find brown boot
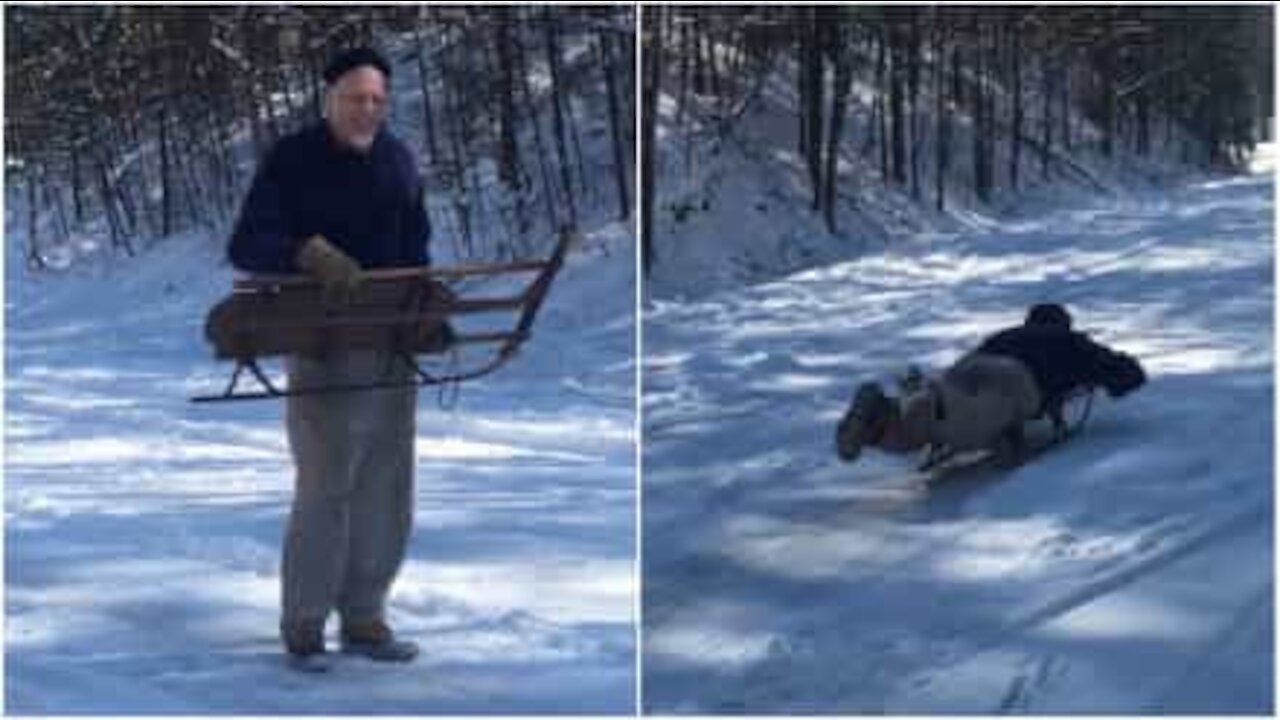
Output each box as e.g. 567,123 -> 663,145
340,617 -> 419,662
836,382 -> 893,462
282,619 -> 331,673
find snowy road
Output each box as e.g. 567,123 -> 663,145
642,172 -> 1273,713
5,225 -> 637,713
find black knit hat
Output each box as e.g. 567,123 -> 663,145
323,47 -> 391,85
1025,302 -> 1073,329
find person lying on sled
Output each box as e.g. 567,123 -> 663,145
835,303 -> 1147,467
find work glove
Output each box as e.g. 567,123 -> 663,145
296,234 -> 362,307
416,281 -> 458,353
1104,352 -> 1147,398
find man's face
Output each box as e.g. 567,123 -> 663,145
325,66 -> 388,152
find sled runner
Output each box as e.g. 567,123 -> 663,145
192,230 -> 572,403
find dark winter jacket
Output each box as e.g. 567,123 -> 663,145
976,325 -> 1147,410
229,122 -> 430,273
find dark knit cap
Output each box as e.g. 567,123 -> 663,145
1025,302 -> 1073,330
323,47 -> 391,85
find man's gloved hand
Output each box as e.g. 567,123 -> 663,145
296,235 -> 363,306
1105,352 -> 1147,398
432,281 -> 458,309
416,281 -> 458,352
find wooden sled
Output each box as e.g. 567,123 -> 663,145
192,231 -> 572,403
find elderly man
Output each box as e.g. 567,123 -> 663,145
229,47 -> 427,671
836,304 -> 1147,467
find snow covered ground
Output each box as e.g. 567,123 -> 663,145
642,164 -> 1273,713
5,222 -> 637,713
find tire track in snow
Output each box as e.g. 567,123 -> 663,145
896,497 -> 1270,706
1146,576 -> 1272,713
1006,501 -> 1268,636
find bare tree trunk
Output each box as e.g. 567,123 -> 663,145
889,20 -> 906,186
213,99 -> 240,217
159,104 -> 173,236
876,28 -> 889,181
179,112 -> 205,228
907,11 -> 922,199
544,8 -> 578,227
71,145 -> 86,224
1098,31 -> 1115,157
806,8 -> 825,210
1009,17 -> 1022,191
824,44 -> 853,233
249,88 -> 269,161
49,178 -> 70,244
707,14 -> 721,99
513,18 -> 560,233
601,30 -> 631,220
1061,61 -> 1072,152
261,79 -> 282,150
1135,38 -> 1151,155
563,78 -> 590,201
677,15 -> 690,130
972,17 -> 991,203
697,10 -> 710,95
641,5 -> 663,275
98,157 -> 134,256
935,20 -> 949,212
101,130 -> 139,238
441,28 -> 473,255
797,11 -> 808,158
680,15 -> 696,176
26,170 -> 46,270
495,8 -> 520,189
414,25 -> 440,164
1042,52 -> 1053,180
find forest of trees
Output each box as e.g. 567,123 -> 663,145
641,5 -> 1274,272
6,5 -> 634,270
7,6 -> 1274,277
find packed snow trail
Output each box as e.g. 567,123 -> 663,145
642,171 -> 1273,713
5,224 -> 636,713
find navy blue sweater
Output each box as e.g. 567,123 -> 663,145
229,123 -> 430,273
978,325 -> 1146,405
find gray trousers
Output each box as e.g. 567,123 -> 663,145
280,351 -> 417,631
934,352 -> 1042,451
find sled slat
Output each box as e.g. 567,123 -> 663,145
233,259 -> 550,291
211,327 -> 522,360
454,330 -> 526,345
221,297 -> 527,332
450,295 -> 531,313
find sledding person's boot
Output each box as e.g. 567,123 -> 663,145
836,382 -> 892,462
340,618 -> 419,662
282,619 -> 333,673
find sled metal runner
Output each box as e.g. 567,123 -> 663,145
192,232 -> 570,403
